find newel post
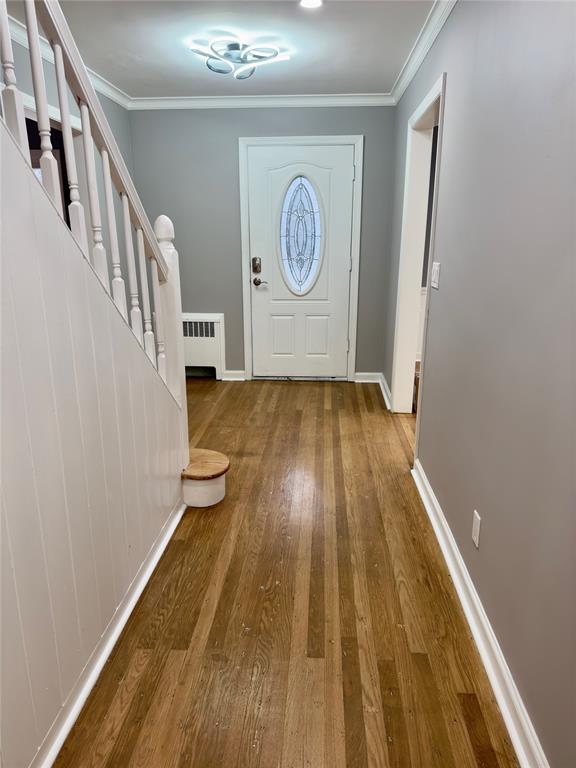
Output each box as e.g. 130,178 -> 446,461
154,215 -> 189,467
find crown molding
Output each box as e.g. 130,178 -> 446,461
390,0 -> 457,103
9,1 -> 457,112
83,68 -> 131,109
125,93 -> 395,110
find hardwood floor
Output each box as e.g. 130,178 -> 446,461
55,380 -> 519,768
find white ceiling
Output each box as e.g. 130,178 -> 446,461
47,0 -> 435,99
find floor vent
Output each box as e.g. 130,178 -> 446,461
182,313 -> 225,379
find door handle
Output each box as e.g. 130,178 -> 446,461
253,277 -> 268,287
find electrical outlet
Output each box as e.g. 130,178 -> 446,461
472,510 -> 481,549
431,261 -> 441,289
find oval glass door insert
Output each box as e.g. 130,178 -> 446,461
279,176 -> 322,295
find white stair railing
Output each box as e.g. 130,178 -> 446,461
0,0 -> 29,160
53,39 -> 88,254
24,0 -> 62,213
0,0 -> 185,401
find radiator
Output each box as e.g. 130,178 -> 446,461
182,313 -> 225,379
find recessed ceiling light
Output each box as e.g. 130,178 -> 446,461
300,0 -> 323,9
189,37 -> 290,80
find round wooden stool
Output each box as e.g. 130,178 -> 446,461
182,448 -> 230,508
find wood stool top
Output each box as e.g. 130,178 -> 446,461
182,449 -> 230,481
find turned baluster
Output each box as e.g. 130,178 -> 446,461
136,228 -> 156,364
150,261 -> 166,381
80,102 -> 109,291
24,0 -> 62,211
0,0 -> 29,160
102,150 -> 127,319
53,41 -> 88,254
121,193 -> 143,344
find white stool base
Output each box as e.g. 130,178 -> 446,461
183,475 -> 226,508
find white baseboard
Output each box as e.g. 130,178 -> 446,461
354,372 -> 382,383
30,500 -> 187,768
354,372 -> 392,411
411,460 -> 550,768
222,370 -> 246,381
380,374 -> 392,410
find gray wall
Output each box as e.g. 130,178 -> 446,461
128,107 -> 395,371
97,92 -> 134,174
384,2 -> 576,766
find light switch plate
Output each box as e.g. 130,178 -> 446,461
472,510 -> 481,549
431,261 -> 441,289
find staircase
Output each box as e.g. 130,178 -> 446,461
1,2 -> 188,766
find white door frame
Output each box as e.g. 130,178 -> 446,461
239,135 -> 364,381
390,75 -> 446,441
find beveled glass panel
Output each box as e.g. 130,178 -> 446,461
279,176 -> 322,295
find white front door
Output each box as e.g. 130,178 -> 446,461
243,140 -> 360,378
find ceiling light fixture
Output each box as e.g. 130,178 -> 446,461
300,0 -> 323,9
188,37 -> 290,80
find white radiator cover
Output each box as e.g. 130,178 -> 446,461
182,312 -> 225,379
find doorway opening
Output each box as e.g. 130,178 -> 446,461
414,123 -> 438,412
390,75 -> 446,458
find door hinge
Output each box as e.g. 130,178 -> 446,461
347,338 -> 350,352
352,164 -> 356,181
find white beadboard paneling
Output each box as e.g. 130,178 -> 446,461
87,274 -> 130,597
11,169 -> 84,696
134,367 -> 154,553
2,501 -> 40,767
32,182 -> 102,661
2,136 -> 67,731
143,369 -> 161,548
1,122 -> 184,768
2,272 -> 62,739
65,241 -> 117,623
109,307 -> 142,576
126,344 -> 146,564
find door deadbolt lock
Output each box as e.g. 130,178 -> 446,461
252,256 -> 262,274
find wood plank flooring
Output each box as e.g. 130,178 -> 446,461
55,380 -> 519,768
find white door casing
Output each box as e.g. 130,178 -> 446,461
239,136 -> 363,379
391,74 -> 446,436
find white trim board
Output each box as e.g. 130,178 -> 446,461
239,135 -> 364,382
411,460 -> 550,768
222,370 -> 247,381
354,373 -> 392,411
29,500 -> 187,768
127,93 -> 395,110
2,87 -> 83,132
8,2 -> 457,110
391,74 -> 446,417
391,0 -> 457,102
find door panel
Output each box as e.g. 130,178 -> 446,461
247,143 -> 356,377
